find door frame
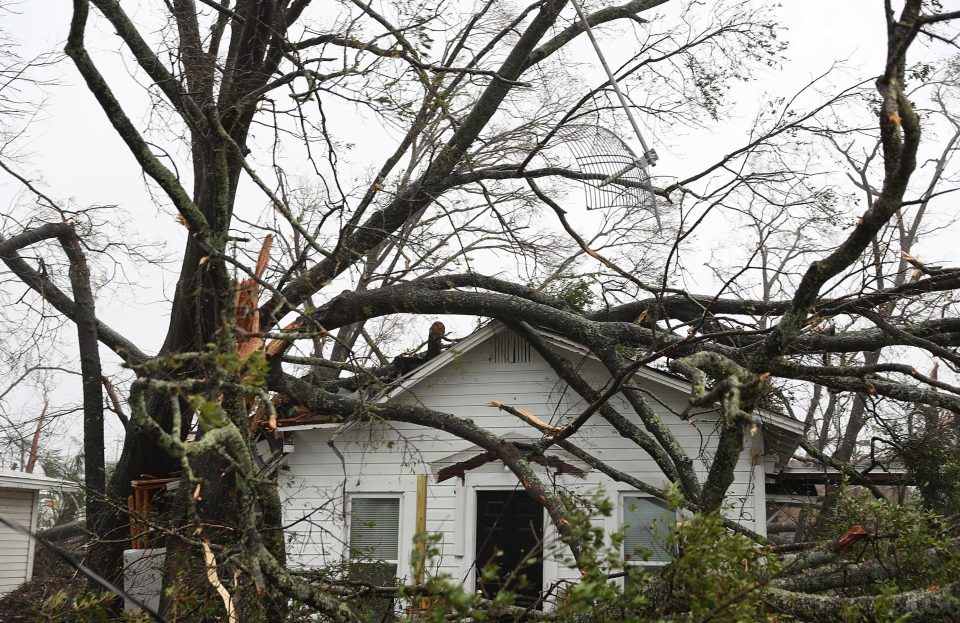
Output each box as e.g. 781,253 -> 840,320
461,471 -> 550,596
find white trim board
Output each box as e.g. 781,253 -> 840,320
0,469 -> 78,491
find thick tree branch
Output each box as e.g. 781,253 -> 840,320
0,227 -> 149,364
66,0 -> 210,235
89,0 -> 206,124
58,226 -> 109,578
757,1 -> 924,365
523,0 -> 666,69
265,0 -> 571,325
766,581 -> 960,622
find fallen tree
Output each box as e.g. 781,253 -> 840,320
0,0 -> 958,620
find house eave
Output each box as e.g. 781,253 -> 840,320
772,465 -> 913,486
0,469 -> 79,491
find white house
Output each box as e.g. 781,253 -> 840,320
278,322 -> 803,606
0,469 -> 78,597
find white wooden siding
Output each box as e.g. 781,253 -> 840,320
282,328 -> 765,592
0,488 -> 37,596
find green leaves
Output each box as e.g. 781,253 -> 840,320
664,509 -> 781,622
192,396 -> 226,432
825,491 -> 960,596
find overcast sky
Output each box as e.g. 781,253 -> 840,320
0,1 -> 953,463
1,1 -> 896,338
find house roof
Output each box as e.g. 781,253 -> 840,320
282,321 -> 804,461
377,321 -> 803,437
0,468 -> 79,491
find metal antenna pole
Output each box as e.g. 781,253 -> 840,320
568,0 -> 661,228
569,0 -> 657,166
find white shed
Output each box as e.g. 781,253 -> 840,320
0,469 -> 78,597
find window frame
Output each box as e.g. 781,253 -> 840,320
346,493 -> 404,621
619,493 -> 676,572
346,493 -> 403,571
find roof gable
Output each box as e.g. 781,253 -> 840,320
377,321 -> 802,440
377,322 -> 502,402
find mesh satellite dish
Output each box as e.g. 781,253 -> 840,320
558,0 -> 663,229
552,124 -> 660,226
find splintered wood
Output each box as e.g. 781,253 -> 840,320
486,400 -> 562,432
235,234 -> 273,358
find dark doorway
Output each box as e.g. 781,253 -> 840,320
475,489 -> 544,608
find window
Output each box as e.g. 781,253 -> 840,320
349,496 -> 401,621
349,497 -> 400,560
622,495 -> 674,567
349,496 -> 401,576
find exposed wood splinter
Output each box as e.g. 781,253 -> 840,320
487,400 -> 562,432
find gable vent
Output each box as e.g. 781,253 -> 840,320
492,331 -> 531,364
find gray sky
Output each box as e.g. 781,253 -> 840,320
0,1 -> 954,464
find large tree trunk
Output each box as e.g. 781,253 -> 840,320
103,122 -> 269,595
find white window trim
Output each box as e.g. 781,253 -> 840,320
619,492 -> 676,574
346,493 -> 404,573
